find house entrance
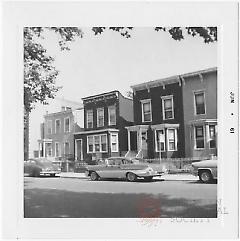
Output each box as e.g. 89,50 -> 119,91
75,139 -> 83,161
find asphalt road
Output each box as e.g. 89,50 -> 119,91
24,176 -> 217,218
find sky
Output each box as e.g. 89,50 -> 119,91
29,27 -> 217,155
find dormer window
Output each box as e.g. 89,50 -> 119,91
141,99 -> 152,122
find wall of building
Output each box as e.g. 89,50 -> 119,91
133,82 -> 185,158
182,71 -> 217,157
119,93 -> 133,122
43,110 -> 83,158
84,96 -> 119,131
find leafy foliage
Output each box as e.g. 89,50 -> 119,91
24,27 -> 83,112
155,27 -> 217,43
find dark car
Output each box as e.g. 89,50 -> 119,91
85,157 -> 165,182
192,159 -> 217,183
24,158 -> 61,177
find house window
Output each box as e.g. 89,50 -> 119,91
195,126 -> 204,149
111,133 -> 119,152
97,108 -> 104,127
86,110 -> 93,128
209,125 -> 216,148
46,143 -> 52,157
64,142 -> 70,155
108,106 -> 116,126
87,134 -> 108,153
87,136 -> 94,153
101,135 -> 107,152
64,117 -> 70,132
141,99 -> 152,122
167,129 -> 177,151
47,120 -> 52,134
162,96 -> 174,120
55,119 -> 61,134
55,142 -> 60,157
156,130 -> 165,152
94,136 -> 100,152
194,91 -> 206,115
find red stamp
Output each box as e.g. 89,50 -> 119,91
137,197 -> 161,227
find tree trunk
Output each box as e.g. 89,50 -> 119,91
24,108 -> 30,160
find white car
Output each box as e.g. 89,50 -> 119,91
192,159 -> 217,183
85,157 -> 164,182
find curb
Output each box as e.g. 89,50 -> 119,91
58,174 -> 198,181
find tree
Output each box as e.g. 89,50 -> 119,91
92,27 -> 217,43
24,26 -> 217,160
24,27 -> 83,160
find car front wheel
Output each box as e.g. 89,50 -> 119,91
90,171 -> 99,181
199,170 -> 213,183
126,172 -> 137,182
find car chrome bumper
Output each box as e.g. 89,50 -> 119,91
137,171 -> 163,177
191,170 -> 199,176
40,171 -> 61,175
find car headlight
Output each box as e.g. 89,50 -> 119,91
147,167 -> 154,172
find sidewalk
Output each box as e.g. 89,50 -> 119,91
58,172 -> 198,181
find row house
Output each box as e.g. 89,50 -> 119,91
38,105 -> 83,159
126,67 -> 217,159
73,91 -> 133,161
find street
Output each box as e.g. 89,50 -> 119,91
24,176 -> 217,218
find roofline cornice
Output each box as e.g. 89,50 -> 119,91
131,67 -> 217,91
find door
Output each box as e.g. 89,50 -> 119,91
75,139 -> 83,161
141,131 -> 148,157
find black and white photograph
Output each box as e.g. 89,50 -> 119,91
24,26 -> 218,219
1,1 -> 239,240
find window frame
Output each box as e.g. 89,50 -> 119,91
161,95 -> 174,120
167,128 -> 178,151
64,117 -> 70,133
108,105 -> 117,126
87,136 -> 94,153
194,90 -> 206,116
86,109 -> 93,129
141,99 -> 152,123
101,134 -> 108,152
55,142 -> 61,157
209,125 -> 217,149
97,107 -> 105,127
87,134 -> 108,153
55,119 -> 61,134
194,125 -> 205,149
110,133 -> 119,153
64,141 -> 70,155
155,129 -> 166,152
46,143 -> 53,157
47,120 -> 52,134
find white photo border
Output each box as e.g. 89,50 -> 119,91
1,1 -> 239,239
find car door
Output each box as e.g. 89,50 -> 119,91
99,159 -> 121,178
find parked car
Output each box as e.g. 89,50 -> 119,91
191,159 -> 217,183
24,158 -> 61,177
85,157 -> 164,182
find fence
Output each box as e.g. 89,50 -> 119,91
142,157 -> 211,173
